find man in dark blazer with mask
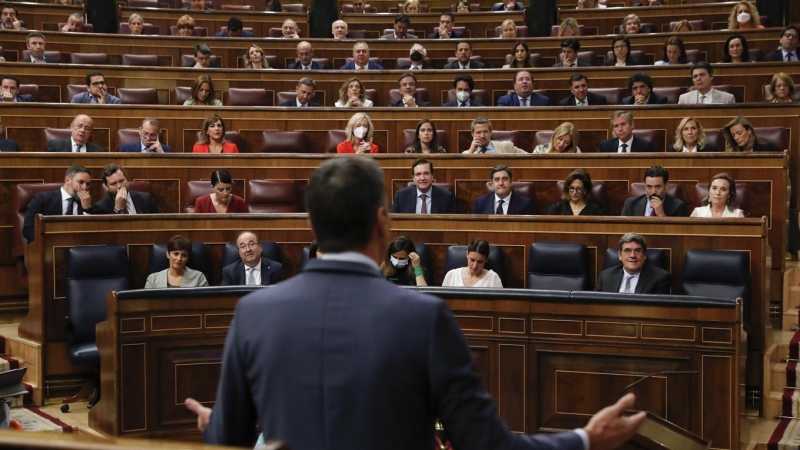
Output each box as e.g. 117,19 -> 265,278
221,231 -> 286,286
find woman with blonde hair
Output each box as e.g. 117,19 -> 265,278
184,75 -> 222,106
175,15 -> 196,37
668,117 -> 716,152
767,72 -> 796,103
558,18 -> 579,37
722,116 -> 775,152
499,19 -> 516,39
533,122 -> 580,153
672,20 -> 693,33
335,77 -> 373,108
621,14 -> 641,34
403,0 -> 420,13
128,14 -> 145,35
244,44 -> 270,69
337,113 -> 378,154
727,1 -> 763,30
690,173 -> 744,218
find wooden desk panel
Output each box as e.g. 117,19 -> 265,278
561,2 -> 737,35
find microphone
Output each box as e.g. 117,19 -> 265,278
619,370 -> 697,399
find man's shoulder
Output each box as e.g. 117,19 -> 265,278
119,142 -> 139,152
70,92 -> 89,102
430,185 -> 452,197
279,99 -> 296,106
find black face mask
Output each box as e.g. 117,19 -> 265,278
410,51 -> 423,62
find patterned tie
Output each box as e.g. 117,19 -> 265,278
496,199 -> 504,215
419,193 -> 427,214
620,143 -> 628,153
577,101 -> 585,106
623,275 -> 634,293
478,147 -> 486,153
788,53 -> 794,61
66,197 -> 74,216
247,267 -> 255,285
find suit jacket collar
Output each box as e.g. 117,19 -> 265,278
303,258 -> 382,279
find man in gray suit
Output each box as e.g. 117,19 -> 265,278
185,157 -> 645,449
678,62 -> 735,105
46,114 -> 103,153
380,14 -> 417,39
70,72 -> 121,104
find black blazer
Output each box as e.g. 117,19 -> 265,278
427,29 -> 465,39
90,190 -> 160,214
558,92 -> 609,106
622,92 -> 668,105
621,194 -> 686,217
595,263 -> 671,294
389,98 -> 431,107
279,99 -> 322,107
46,138 -> 103,153
287,61 -> 326,70
667,143 -> 718,152
442,99 -> 483,107
602,58 -> 641,66
0,137 -> 19,151
390,185 -> 455,214
598,137 -> 653,153
442,60 -> 486,69
471,193 -> 535,215
396,61 -> 434,70
546,200 -> 605,216
23,189 -> 88,242
220,257 -> 286,286
764,49 -> 796,62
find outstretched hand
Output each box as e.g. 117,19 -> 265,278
185,397 -> 212,432
583,393 -> 646,450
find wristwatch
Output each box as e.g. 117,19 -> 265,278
113,208 -> 123,214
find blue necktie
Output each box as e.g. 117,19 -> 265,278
496,199 -> 504,215
66,197 -> 74,216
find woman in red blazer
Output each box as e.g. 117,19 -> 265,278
336,113 -> 379,154
192,115 -> 239,153
194,169 -> 247,213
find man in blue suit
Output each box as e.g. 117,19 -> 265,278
287,41 -> 325,70
621,72 -> 667,105
185,157 -> 645,449
23,164 -> 93,243
340,42 -> 384,70
214,17 -> 254,37
119,118 -> 172,153
443,74 -> 483,107
221,231 -> 286,286
496,71 -> 550,106
278,77 -> 322,107
472,165 -> 535,215
90,164 -> 160,215
390,159 -> 455,214
599,110 -> 654,153
428,12 -> 464,39
389,72 -> 430,107
1,75 -> 34,102
24,32 -> 59,63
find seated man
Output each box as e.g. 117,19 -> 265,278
185,0 -> 212,10
332,20 -> 348,39
221,231 -> 286,286
622,72 -> 667,105
282,19 -> 300,38
1,75 -> 34,102
341,42 -> 383,70
428,12 -> 463,39
24,32 -> 59,63
381,14 -> 417,39
350,0 -> 367,12
492,0 -> 524,10
497,71 -> 549,106
119,117 -> 173,153
390,158 -> 455,214
46,114 -> 103,153
599,110 -> 653,153
61,12 -> 84,32
472,165 -> 534,215
0,113 -> 19,151
91,164 -> 160,214
559,74 -> 608,106
462,116 -> 527,154
554,38 -> 591,67
188,43 -> 215,68
279,77 -> 321,107
70,72 -> 121,104
621,166 -> 686,217
764,25 -> 799,62
288,41 -> 324,70
397,44 -> 433,70
1,4 -> 26,30
443,74 -> 483,107
214,17 -> 254,37
390,72 -> 430,107
595,232 -> 671,294
444,41 -> 486,69
23,164 -> 93,243
678,61 -> 735,104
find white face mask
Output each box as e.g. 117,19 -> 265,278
456,91 -> 470,103
353,126 -> 368,139
390,256 -> 409,268
736,12 -> 750,24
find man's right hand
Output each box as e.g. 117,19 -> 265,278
583,393 -> 645,450
438,27 -> 450,39
633,94 -> 646,105
185,397 -> 212,432
467,137 -> 483,153
1,90 -> 12,102
114,187 -> 128,210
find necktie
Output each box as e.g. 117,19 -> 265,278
357,66 -> 365,71
75,144 -> 83,153
649,207 -> 656,217
303,66 -> 309,70
577,101 -> 585,106
788,53 -> 794,61
699,94 -> 705,104
478,147 -> 486,153
496,199 -> 504,215
419,193 -> 427,214
623,275 -> 634,293
66,197 -> 74,216
247,267 -> 255,285
521,98 -> 528,107
459,102 -> 467,107
620,143 -> 628,153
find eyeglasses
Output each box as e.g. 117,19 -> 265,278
90,81 -> 106,87
140,131 -> 159,140
238,241 -> 260,250
621,248 -> 644,255
567,186 -> 584,192
784,33 -> 799,39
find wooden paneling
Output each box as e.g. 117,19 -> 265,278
562,2 -> 736,35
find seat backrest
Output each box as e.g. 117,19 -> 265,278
532,131 -> 551,148
183,181 -> 213,213
259,131 -> 310,153
128,0 -> 158,6
117,88 -> 159,105
282,3 -> 306,12
494,25 -> 528,37
58,22 -> 94,33
401,129 -> 449,152
148,242 -> 212,282
22,50 -> 61,63
42,128 -> 71,151
748,48 -> 764,62
222,241 -> 281,268
754,127 -> 788,150
685,49 -> 703,63
64,84 -> 86,103
18,84 -> 39,102
172,86 -> 192,105
276,91 -> 325,106
70,52 -> 108,65
221,4 -> 254,10
490,131 -> 522,149
121,54 -> 158,67
557,180 -> 607,208
704,129 -> 722,150
365,89 -> 379,106
181,54 -> 217,68
346,29 -> 368,39
628,182 -> 680,200
681,249 -> 750,326
224,88 -> 273,107
444,245 -> 505,285
631,129 -> 665,152
652,87 -> 684,104
445,89 -> 488,107
669,19 -> 705,31
326,130 -> 347,154
412,241 -> 433,286
576,51 -> 595,66
13,183 -> 62,248
692,182 -> 750,215
527,242 -> 589,291
589,87 -> 623,105
603,247 -> 667,272
246,180 -> 298,213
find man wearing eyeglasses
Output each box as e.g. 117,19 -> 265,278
764,25 -> 799,62
90,164 -> 160,215
471,165 -> 535,215
287,41 -> 325,70
595,232 -> 671,294
119,118 -> 172,153
46,114 -> 103,153
221,231 -> 286,286
70,72 -> 121,104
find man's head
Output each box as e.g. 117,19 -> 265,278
513,70 -> 533,97
454,73 -> 474,93
306,158 -> 387,257
1,5 -> 18,28
560,38 -> 580,63
393,14 -> 410,37
26,32 -> 45,60
643,165 -> 669,200
412,158 -> 433,193
780,25 -> 799,53
352,41 -> 370,66
63,164 -> 91,197
617,232 -> 647,273
627,72 -> 653,98
296,77 -> 316,105
236,231 -> 263,268
490,165 -> 513,199
64,12 -> 84,32
193,43 -> 211,67
139,117 -> 161,147
296,41 -> 313,65
70,114 -> 93,145
455,40 -> 472,64
398,72 -> 417,96
226,17 -> 244,37
568,73 -> 588,101
101,164 -> 129,195
438,12 -> 454,33
332,20 -> 348,39
690,61 -> 714,93
470,116 -> 492,147
188,0 -> 205,9
85,72 -> 107,98
610,110 -> 634,142
282,19 -> 297,38
351,0 -> 366,13
1,74 -> 19,97
410,43 -> 426,61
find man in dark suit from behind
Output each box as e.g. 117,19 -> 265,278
119,118 -> 173,153
553,38 -> 591,68
621,165 -> 686,217
621,72 -> 667,105
0,113 -> 19,151
598,110 -> 653,153
221,231 -> 286,286
46,114 -> 104,153
214,16 -> 254,37
428,12 -> 464,39
471,165 -> 535,215
559,74 -> 608,106
90,164 -> 160,215
287,41 -> 325,70
279,77 -> 321,107
1,75 -> 34,102
443,73 -> 483,107
389,72 -> 431,107
443,41 -> 486,69
763,25 -> 799,62
185,156 -> 645,449
596,232 -> 671,294
390,158 -> 456,213
22,164 -> 93,243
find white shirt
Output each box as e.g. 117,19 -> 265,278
71,138 -> 86,153
295,98 -> 308,107
696,89 -> 712,104
355,64 -> 368,70
617,137 -> 633,153
478,142 -> 496,154
575,97 -> 588,106
618,269 -> 640,293
60,187 -> 84,215
494,193 -> 512,214
244,260 -> 262,285
415,187 -> 433,214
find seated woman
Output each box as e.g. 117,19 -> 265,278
337,113 -> 379,154
690,173 -> 745,218
244,44 -> 271,69
721,34 -> 751,63
456,0 -> 471,12
654,36 -> 688,66
144,235 -> 209,288
723,116 -> 776,152
404,118 -> 446,154
193,115 -> 239,154
672,19 -> 692,32
767,72 -> 796,103
442,238 -> 503,288
558,18 -> 579,37
533,122 -> 580,153
335,77 -> 373,108
184,75 -> 222,106
193,169 -> 247,213
502,41 -> 533,69
403,0 -> 420,13
576,0 -> 605,8
668,117 -> 717,152
499,19 -> 516,39
546,169 -> 605,216
621,14 -> 641,35
727,1 -> 763,30
175,15 -> 196,37
604,36 -> 640,66
380,236 -> 428,286
128,13 -> 145,35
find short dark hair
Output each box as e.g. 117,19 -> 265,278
467,238 -> 490,258
454,73 -> 474,91
398,72 -> 417,85
65,164 -> 90,179
395,14 -> 410,24
627,72 -> 653,91
306,158 -> 386,253
440,11 -> 455,22
101,164 -> 127,186
1,74 -> 19,89
167,235 -> 192,253
457,40 -> 471,50
85,72 -> 105,86
26,32 -> 44,44
561,38 -> 580,52
194,43 -> 211,56
617,232 -> 647,252
490,164 -> 512,179
691,60 -> 713,77
226,16 -> 243,31
644,166 -> 669,183
562,169 -> 593,202
210,169 -> 232,186
782,25 -> 799,38
298,76 -> 316,88
1,4 -> 17,15
412,158 -> 433,174
568,73 -> 587,85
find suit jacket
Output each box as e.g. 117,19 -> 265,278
119,142 -> 174,153
621,194 -> 686,217
26,56 -> 60,63
380,32 -> 419,40
279,99 -> 322,107
492,1 -> 524,9
390,185 -> 456,214
595,263 -> 671,294
677,89 -> 735,104
287,60 -> 326,70
0,137 -> 19,152
471,192 -> 535,215
389,98 -> 431,107
443,60 -> 486,69
552,60 -> 591,67
442,99 -> 483,107
14,94 -> 34,102
23,189 -> 89,243
427,29 -> 465,39
46,138 -> 103,153
70,92 -> 122,104
496,92 -> 550,106
463,140 -> 527,154
340,61 -> 384,70
144,267 -> 208,288
764,49 -> 797,62
621,92 -> 668,105
598,137 -> 653,153
203,258 -> 585,450
396,61 -> 434,70
90,190 -> 160,214
214,30 -> 255,37
558,91 -> 608,106
220,257 -> 286,286
667,143 -> 718,152
546,200 -> 605,215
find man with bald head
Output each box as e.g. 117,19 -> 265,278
61,12 -> 84,32
221,231 -> 286,286
332,20 -> 348,39
46,114 -> 103,153
340,42 -> 383,70
397,44 -> 433,70
288,41 -> 325,70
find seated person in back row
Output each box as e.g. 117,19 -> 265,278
621,166 -> 686,217
390,159 -> 456,214
145,235 -> 209,288
559,74 -> 608,106
71,72 -> 121,104
91,164 -> 160,214
214,17 -> 254,37
471,165 -> 535,215
390,73 -> 430,107
23,164 -> 93,243
61,12 -> 84,32
443,41 -> 486,69
46,114 -> 103,153
595,232 -> 671,294
462,116 -> 528,154
119,117 -> 173,153
1,75 -> 34,102
221,231 -> 286,286
496,71 -> 549,107
622,72 -> 667,105
598,110 -> 653,153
